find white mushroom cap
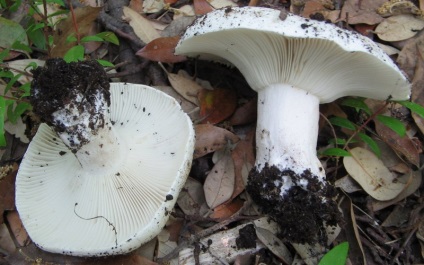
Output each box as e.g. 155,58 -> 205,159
15,83 -> 195,256
175,6 -> 411,102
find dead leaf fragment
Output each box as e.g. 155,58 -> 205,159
6,211 -> 29,247
343,147 -> 406,201
122,6 -> 161,43
375,14 -> 424,41
193,0 -> 214,15
194,124 -> 239,159
167,70 -> 202,105
136,36 -> 186,63
177,177 -> 209,216
204,151 -> 235,209
0,165 -> 17,224
340,0 -> 386,25
209,197 -> 244,220
198,88 -> 237,124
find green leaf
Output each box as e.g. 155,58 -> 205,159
7,102 -> 31,124
397,100 -> 424,119
0,48 -> 10,62
19,83 -> 31,97
5,73 -> 20,94
321,148 -> 351,157
96,31 -> 119,45
11,40 -> 32,53
376,115 -> 406,137
0,97 -> 7,146
329,117 -> 356,131
64,45 -> 85,63
319,242 -> 349,265
358,133 -> 381,157
96,59 -> 114,67
0,17 -> 28,49
341,98 -> 371,115
66,35 -> 78,44
81,35 -> 104,43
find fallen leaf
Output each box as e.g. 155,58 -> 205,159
371,170 -> 422,211
136,36 -> 186,63
0,165 -> 17,224
193,0 -> 214,15
256,227 -> 293,264
0,223 -> 15,254
228,98 -> 257,126
204,151 -> 235,209
4,117 -> 29,143
375,14 -> 424,41
173,5 -> 196,19
209,197 -> 244,220
198,88 -> 237,124
0,17 -> 28,50
4,59 -> 45,84
51,6 -> 102,57
301,0 -> 326,18
122,6 -> 161,44
343,147 -> 406,201
154,85 -> 199,120
374,118 -> 420,166
143,0 -> 165,13
129,0 -> 144,12
335,175 -> 363,193
340,0 -> 386,25
230,127 -> 255,198
209,0 -> 238,9
165,70 -> 202,105
177,177 -> 209,216
6,211 -> 29,247
381,205 -> 411,227
157,229 -> 178,265
194,124 -> 240,159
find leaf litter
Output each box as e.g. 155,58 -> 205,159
1,0 -> 424,264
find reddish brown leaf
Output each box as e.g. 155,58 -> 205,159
374,119 -> 420,166
129,0 -> 144,12
165,0 -> 178,4
194,124 -> 240,159
198,88 -> 237,124
193,0 -> 214,15
0,164 -> 17,224
228,98 -> 257,126
230,127 -> 255,199
136,36 -> 187,63
6,211 -> 29,247
209,197 -> 244,220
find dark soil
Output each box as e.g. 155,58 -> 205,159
236,224 -> 257,249
31,59 -> 110,150
247,164 -> 342,245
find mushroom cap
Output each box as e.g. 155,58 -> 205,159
175,7 -> 411,103
15,83 -> 195,257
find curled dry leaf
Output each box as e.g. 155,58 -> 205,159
371,170 -> 422,211
204,151 -> 235,209
375,14 -> 424,42
198,88 -> 238,124
122,6 -> 161,43
343,147 -> 406,201
177,177 -> 209,216
136,36 -> 187,63
194,124 -> 239,159
374,118 -> 420,167
166,70 -> 202,105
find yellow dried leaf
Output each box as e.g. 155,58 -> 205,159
122,6 -> 160,43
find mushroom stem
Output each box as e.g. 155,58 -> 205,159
255,83 -> 325,191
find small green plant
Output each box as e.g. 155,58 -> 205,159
319,242 -> 349,265
321,97 -> 424,158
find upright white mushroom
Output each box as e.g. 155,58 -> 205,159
175,7 -> 411,243
15,59 -> 195,256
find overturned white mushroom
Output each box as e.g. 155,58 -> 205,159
16,83 -> 195,256
175,7 -> 411,243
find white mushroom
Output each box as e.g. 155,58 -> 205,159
15,60 -> 195,256
175,7 -> 411,243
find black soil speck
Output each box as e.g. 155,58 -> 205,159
236,224 -> 257,249
246,164 -> 341,245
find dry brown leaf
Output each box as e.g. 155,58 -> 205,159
209,197 -> 244,220
343,147 -> 406,201
122,6 -> 161,44
6,211 -> 29,247
193,0 -> 214,15
255,227 -> 293,264
198,88 -> 238,124
167,71 -> 202,105
136,36 -> 187,63
51,6 -> 102,57
375,14 -> 424,41
335,175 -> 362,193
129,0 -> 144,12
374,119 -> 420,167
381,205 -> 411,227
0,223 -> 15,254
340,0 -> 386,25
143,0 -> 165,13
0,165 -> 17,224
230,127 -> 255,199
177,177 -> 209,216
194,124 -> 240,159
372,170 -> 422,211
204,151 -> 235,209
228,98 -> 257,126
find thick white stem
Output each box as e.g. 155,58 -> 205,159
256,84 -> 325,184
